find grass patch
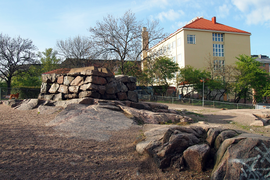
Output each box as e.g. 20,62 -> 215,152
185,111 -> 204,117
230,121 -> 251,131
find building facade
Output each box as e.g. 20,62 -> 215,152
142,16 -> 251,86
252,55 -> 270,73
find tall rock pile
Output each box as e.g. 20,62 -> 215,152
38,66 -> 138,102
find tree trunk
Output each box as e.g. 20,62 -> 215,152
6,76 -> 12,95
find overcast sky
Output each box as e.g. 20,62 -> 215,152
0,0 -> 269,57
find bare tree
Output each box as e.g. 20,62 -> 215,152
0,33 -> 37,91
89,10 -> 166,74
56,35 -> 95,67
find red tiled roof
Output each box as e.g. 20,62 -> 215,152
183,17 -> 250,34
42,68 -> 71,74
149,17 -> 250,50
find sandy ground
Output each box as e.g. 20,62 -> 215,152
1,102 -> 270,179
0,104 -> 211,180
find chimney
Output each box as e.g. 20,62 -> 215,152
141,27 -> 149,61
212,16 -> 216,24
259,54 -> 262,59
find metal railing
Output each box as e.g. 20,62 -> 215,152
138,94 -> 255,109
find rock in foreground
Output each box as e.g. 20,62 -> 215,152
136,125 -> 270,180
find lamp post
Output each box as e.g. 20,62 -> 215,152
202,79 -> 204,106
200,79 -> 204,107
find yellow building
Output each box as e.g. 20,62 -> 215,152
142,16 -> 251,86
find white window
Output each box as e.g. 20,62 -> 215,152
177,38 -> 181,47
167,43 -> 171,51
187,35 -> 196,44
172,41 -> 176,49
163,46 -> 167,53
177,54 -> 182,63
213,44 -> 224,57
212,33 -> 224,42
213,60 -> 225,70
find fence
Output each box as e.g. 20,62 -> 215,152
0,87 -> 40,100
138,94 -> 255,109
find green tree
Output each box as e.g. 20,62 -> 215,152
233,55 -> 269,103
38,48 -> 61,73
12,65 -> 42,87
153,56 -> 179,87
116,61 -> 141,76
178,65 -> 210,98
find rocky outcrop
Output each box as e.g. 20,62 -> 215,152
250,113 -> 270,127
39,66 -> 138,102
13,99 -> 41,111
136,126 -> 270,179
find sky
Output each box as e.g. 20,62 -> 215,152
0,0 -> 269,57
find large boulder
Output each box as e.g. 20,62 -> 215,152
54,97 -> 95,108
183,144 -> 210,172
14,99 -> 40,110
119,106 -> 185,124
144,126 -> 205,169
46,104 -> 133,141
212,133 -> 270,180
3,99 -> 23,108
38,105 -> 63,114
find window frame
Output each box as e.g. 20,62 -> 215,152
212,33 -> 224,42
187,35 -> 196,44
213,44 -> 224,57
177,37 -> 181,47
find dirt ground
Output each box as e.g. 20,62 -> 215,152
1,102 -> 269,179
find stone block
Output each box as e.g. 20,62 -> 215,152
82,69 -> 114,77
69,86 -> 79,93
68,66 -> 96,75
40,83 -> 49,93
102,94 -> 117,100
58,85 -> 69,94
63,76 -> 75,86
183,144 -> 210,172
128,76 -> 136,83
42,73 -> 58,83
64,93 -> 78,99
115,75 -> 129,83
70,76 -> 84,86
127,91 -> 138,102
98,85 -> 106,95
127,82 -> 136,91
48,83 -> 60,94
80,83 -> 99,91
85,76 -> 107,85
79,91 -> 101,99
117,92 -> 127,100
57,75 -> 64,84
53,93 -> 63,101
